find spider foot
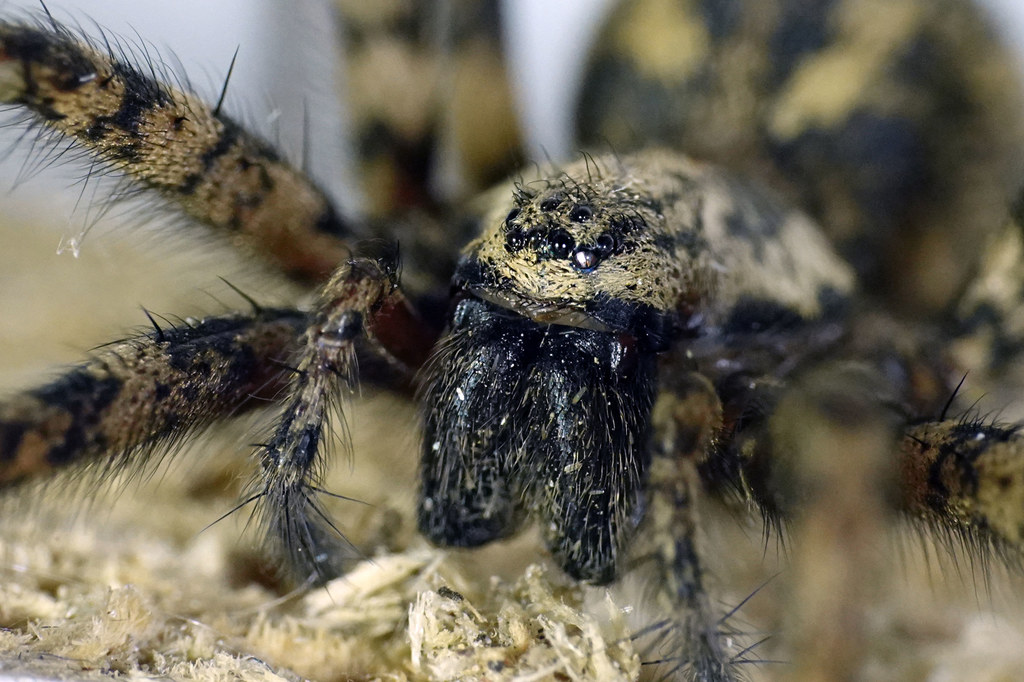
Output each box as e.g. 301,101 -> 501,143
251,255 -> 431,583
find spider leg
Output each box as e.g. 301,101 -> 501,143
761,363 -> 903,681
249,253 -> 436,583
643,369 -> 740,681
680,306 -> 964,679
0,19 -> 353,284
0,15 -> 445,585
899,411 -> 1024,555
0,257 -> 434,581
767,365 -> 1024,675
336,0 -> 522,219
955,207 -> 1024,375
333,0 -> 524,301
0,309 -> 307,487
707,317 -> 1024,678
913,201 -> 1024,553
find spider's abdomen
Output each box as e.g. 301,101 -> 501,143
577,0 -> 1024,314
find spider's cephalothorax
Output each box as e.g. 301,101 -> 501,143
5,1 -> 1024,680
421,151 -> 854,583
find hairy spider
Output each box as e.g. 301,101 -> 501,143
4,1 -> 1024,680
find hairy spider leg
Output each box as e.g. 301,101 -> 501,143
0,310 -> 307,486
250,255 -> 435,582
644,371 -> 739,681
0,19 -> 441,582
0,19 -> 352,283
337,0 -> 522,219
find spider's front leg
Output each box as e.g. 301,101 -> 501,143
634,364 -> 884,682
0,308 -> 308,487
250,253 -> 437,582
644,370 -> 738,681
0,16 -> 442,582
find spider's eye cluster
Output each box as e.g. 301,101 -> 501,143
502,197 -> 639,273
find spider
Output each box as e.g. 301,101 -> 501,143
3,1 -> 1024,680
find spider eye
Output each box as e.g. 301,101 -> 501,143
528,229 -> 547,251
610,215 -> 643,234
540,194 -> 563,211
595,233 -> 617,255
505,228 -> 527,252
548,228 -> 575,259
572,248 -> 599,272
569,205 -> 593,223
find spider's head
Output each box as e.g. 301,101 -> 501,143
453,150 -> 706,351
454,149 -> 857,350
